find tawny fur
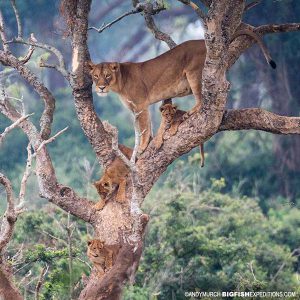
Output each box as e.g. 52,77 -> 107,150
93,144 -> 133,210
88,34 -> 274,153
88,40 -> 206,153
87,240 -> 120,277
154,103 -> 205,167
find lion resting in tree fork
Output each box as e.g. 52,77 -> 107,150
87,239 -> 120,277
88,29 -> 275,154
154,103 -> 205,167
93,144 -> 133,210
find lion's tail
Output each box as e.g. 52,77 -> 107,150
231,29 -> 276,69
200,143 -> 204,168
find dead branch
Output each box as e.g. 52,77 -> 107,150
0,113 -> 34,145
0,173 -> 17,252
36,126 -> 68,153
257,23 -> 300,35
88,9 -> 141,33
0,10 -> 9,52
244,1 -> 260,12
6,38 -> 69,79
34,265 -> 48,300
0,97 -> 96,223
17,143 -> 33,211
0,51 -> 55,139
218,108 -> 300,134
132,1 -> 176,49
19,46 -> 35,64
10,0 -> 22,39
177,0 -> 207,23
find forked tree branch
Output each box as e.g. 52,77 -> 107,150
0,98 -> 96,224
0,51 -> 55,139
0,113 -> 34,145
132,1 -> 176,49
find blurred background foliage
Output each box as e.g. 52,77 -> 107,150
0,0 -> 300,299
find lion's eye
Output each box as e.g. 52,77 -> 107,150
105,74 -> 111,79
94,75 -> 98,79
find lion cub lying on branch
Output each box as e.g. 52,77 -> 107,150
154,103 -> 204,167
93,144 -> 133,210
87,239 -> 120,277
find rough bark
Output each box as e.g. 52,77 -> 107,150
0,264 -> 23,300
1,0 -> 300,299
219,108 -> 300,134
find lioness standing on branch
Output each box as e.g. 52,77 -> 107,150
88,33 -> 275,153
88,40 -> 205,153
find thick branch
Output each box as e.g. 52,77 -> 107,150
219,108 -> 300,134
257,23 -> 300,35
0,173 -> 17,252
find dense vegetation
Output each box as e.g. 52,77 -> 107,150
1,0 -> 300,299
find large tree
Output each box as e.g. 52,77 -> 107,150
1,0 -> 300,299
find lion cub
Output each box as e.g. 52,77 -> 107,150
154,103 -> 204,167
87,239 -> 120,277
93,144 -> 133,210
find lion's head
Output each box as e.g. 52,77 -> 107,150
87,239 -> 105,263
93,175 -> 113,200
160,103 -> 177,124
87,61 -> 120,97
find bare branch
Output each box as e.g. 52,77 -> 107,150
219,108 -> 300,134
257,23 -> 300,35
88,9 -> 140,33
102,121 -> 133,169
0,173 -> 17,251
34,265 -> 49,300
0,98 -> 96,223
17,143 -> 33,210
0,113 -> 34,145
10,0 -> 23,39
39,59 -> 70,80
19,45 -> 35,64
244,1 -> 260,12
0,51 -> 55,139
132,1 -> 176,49
177,0 -> 207,23
6,38 -> 69,80
0,10 -> 9,52
36,126 -> 69,153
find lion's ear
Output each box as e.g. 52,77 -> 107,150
172,104 -> 178,110
110,63 -> 119,72
86,60 -> 95,72
87,240 -> 92,246
160,105 -> 165,112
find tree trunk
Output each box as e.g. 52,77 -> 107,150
0,264 -> 23,300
